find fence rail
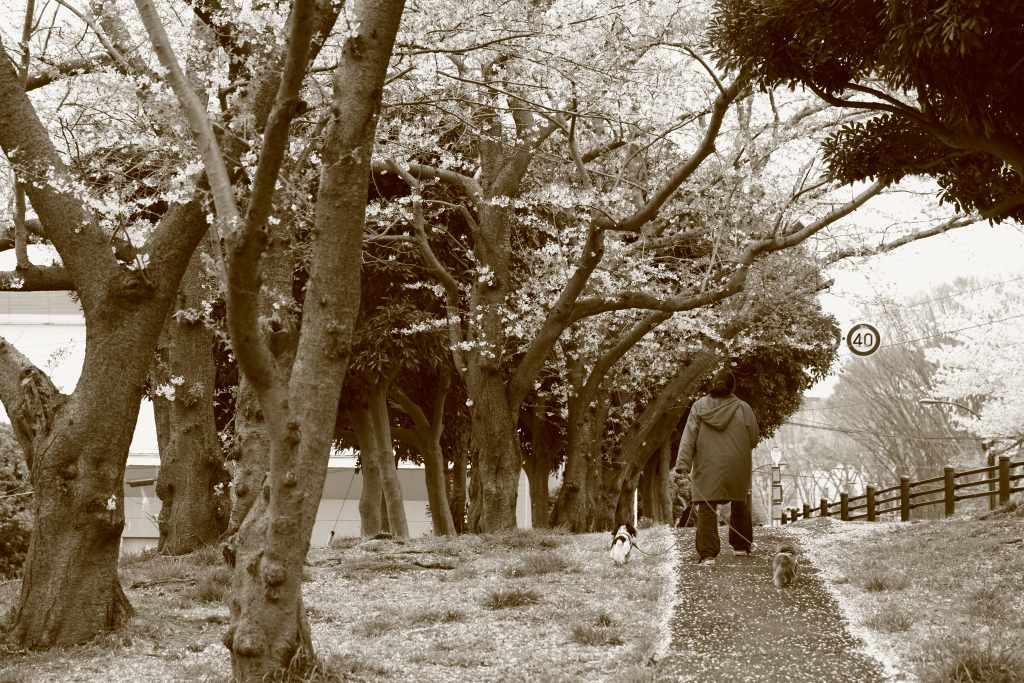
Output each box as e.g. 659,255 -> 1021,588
779,455 -> 1024,524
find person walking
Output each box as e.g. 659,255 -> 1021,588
674,368 -> 759,565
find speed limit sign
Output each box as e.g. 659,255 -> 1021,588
847,323 -> 880,356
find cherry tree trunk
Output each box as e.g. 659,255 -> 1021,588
228,376 -> 271,534
638,441 -> 673,524
350,384 -> 409,539
523,447 -> 553,529
422,438 -> 457,536
0,345 -> 147,647
221,1 -> 403,676
447,434 -> 468,534
393,379 -> 456,536
227,238 -> 297,536
152,253 -> 228,554
522,398 -> 558,529
466,367 -> 521,532
552,405 -> 605,532
357,435 -> 384,536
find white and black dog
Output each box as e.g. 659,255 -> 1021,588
609,523 -> 637,565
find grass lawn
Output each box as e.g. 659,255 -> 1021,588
0,525 -> 678,683
2,500 -> 1024,683
784,501 -> 1024,683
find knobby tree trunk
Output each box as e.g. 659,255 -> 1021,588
213,1 -> 404,678
152,250 -> 229,554
0,345 -> 136,647
0,43 -> 210,644
226,226 -> 298,536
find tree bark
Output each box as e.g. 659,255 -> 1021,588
152,251 -> 229,554
522,399 -> 559,529
392,378 -> 457,536
638,441 -> 673,524
349,384 -> 409,539
466,365 -> 521,532
0,341 -> 139,647
553,387 -> 613,532
219,1 -> 403,678
447,432 -> 468,534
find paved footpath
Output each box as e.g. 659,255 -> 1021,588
655,525 -> 887,683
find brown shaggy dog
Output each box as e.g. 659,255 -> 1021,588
772,541 -> 799,588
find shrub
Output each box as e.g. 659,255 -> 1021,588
410,607 -> 465,624
503,550 -> 571,578
861,606 -> 915,632
570,623 -> 624,646
193,566 -> 232,603
482,586 -> 542,610
352,613 -> 399,638
186,544 -> 223,567
0,426 -> 31,579
919,638 -> 1024,683
858,569 -> 909,591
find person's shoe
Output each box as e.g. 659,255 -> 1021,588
733,549 -> 751,556
697,557 -> 716,566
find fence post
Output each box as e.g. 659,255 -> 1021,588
999,455 -> 1010,507
866,485 -> 876,522
780,511 -> 787,525
820,498 -> 829,518
900,476 -> 910,522
944,466 -> 955,517
840,492 -> 849,521
803,503 -> 811,519
789,509 -> 798,524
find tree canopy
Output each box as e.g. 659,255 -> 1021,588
708,0 -> 1024,221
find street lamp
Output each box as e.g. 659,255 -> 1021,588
918,398 -> 981,419
770,446 -> 783,526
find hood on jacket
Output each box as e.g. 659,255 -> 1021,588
693,395 -> 741,430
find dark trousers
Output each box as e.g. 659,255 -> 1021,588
694,500 -> 753,560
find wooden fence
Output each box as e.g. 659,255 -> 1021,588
779,455 -> 1024,524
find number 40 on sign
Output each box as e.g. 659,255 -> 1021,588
847,323 -> 880,356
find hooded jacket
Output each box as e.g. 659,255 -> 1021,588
674,394 -> 759,502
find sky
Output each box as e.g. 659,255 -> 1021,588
807,217 -> 1024,396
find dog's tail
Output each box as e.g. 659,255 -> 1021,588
775,541 -> 799,556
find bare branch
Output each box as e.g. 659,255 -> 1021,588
386,158 -> 468,377
0,266 -> 73,291
372,159 -> 484,210
134,0 -> 233,263
823,213 -> 981,265
614,75 -> 746,232
54,0 -> 133,73
26,53 -> 113,90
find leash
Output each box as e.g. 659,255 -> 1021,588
631,534 -> 684,557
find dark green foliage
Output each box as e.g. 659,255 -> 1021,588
0,424 -> 31,578
708,0 -> 1024,222
821,115 -> 1024,221
731,311 -> 839,441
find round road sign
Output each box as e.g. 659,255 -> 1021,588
847,323 -> 880,356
